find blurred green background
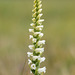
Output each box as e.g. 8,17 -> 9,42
0,0 -> 75,75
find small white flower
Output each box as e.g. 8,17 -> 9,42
32,18 -> 36,22
36,25 -> 43,28
38,57 -> 46,63
39,33 -> 44,38
29,35 -> 33,39
28,45 -> 34,50
38,9 -> 42,13
34,32 -> 41,36
30,23 -> 35,27
31,64 -> 36,70
37,28 -> 42,31
32,56 -> 40,61
37,19 -> 44,24
28,59 -> 32,64
35,48 -> 44,53
29,29 -> 34,32
36,25 -> 43,30
37,14 -> 43,18
27,52 -> 33,57
37,40 -> 45,46
32,38 -> 37,43
38,4 -> 42,9
38,67 -> 46,74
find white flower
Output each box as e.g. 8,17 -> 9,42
31,64 -> 36,70
32,56 -> 40,61
37,19 -> 44,24
36,25 -> 43,30
38,19 -> 44,22
37,40 -> 45,45
28,45 -> 34,50
38,9 -> 42,13
38,4 -> 42,9
39,33 -> 44,38
27,52 -> 33,57
37,14 -> 43,18
30,23 -> 35,27
29,29 -> 34,32
32,18 -> 36,22
32,38 -> 37,43
35,48 -> 44,53
36,25 -> 43,29
28,59 -> 32,64
38,67 -> 46,74
34,32 -> 41,36
38,57 -> 45,63
29,35 -> 33,39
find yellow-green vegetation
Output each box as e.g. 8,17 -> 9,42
0,0 -> 75,75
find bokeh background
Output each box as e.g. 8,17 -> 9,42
0,0 -> 75,75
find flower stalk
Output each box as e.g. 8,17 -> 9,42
27,0 -> 46,75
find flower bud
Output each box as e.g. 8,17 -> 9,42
29,35 -> 33,39
32,38 -> 37,43
29,29 -> 34,33
30,23 -> 35,27
38,9 -> 42,13
38,1 -> 42,5
27,52 -> 33,57
38,4 -> 42,9
28,59 -> 32,64
37,14 -> 43,18
32,7 -> 36,12
32,12 -> 37,17
32,18 -> 36,22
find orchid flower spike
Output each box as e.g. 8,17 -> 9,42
27,0 -> 46,75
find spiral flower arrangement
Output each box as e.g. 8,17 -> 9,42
27,0 -> 46,75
